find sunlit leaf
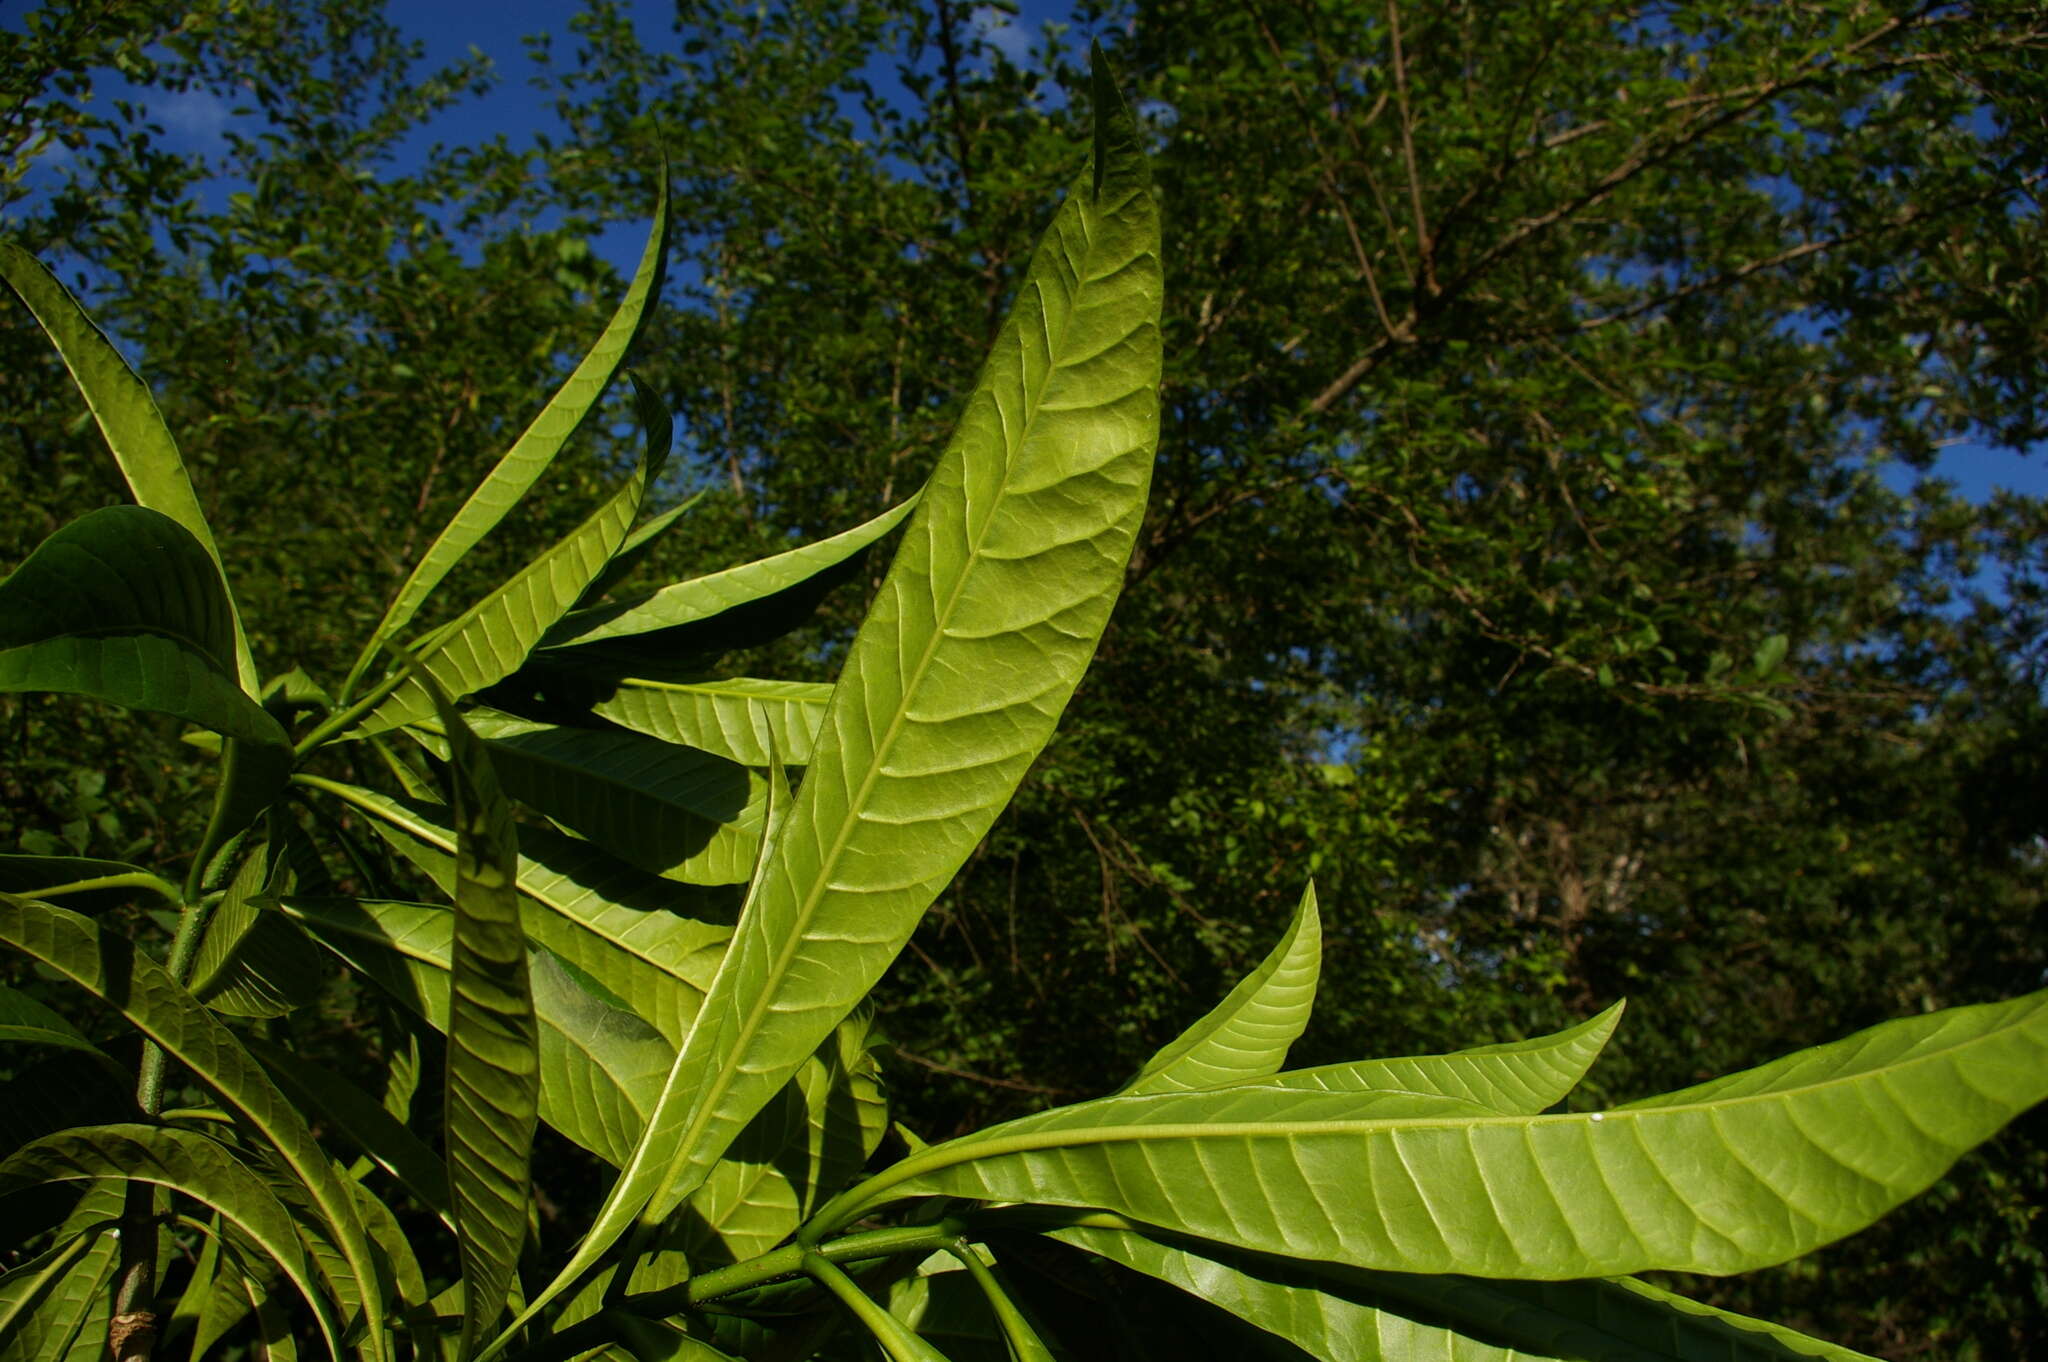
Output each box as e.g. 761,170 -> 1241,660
586,677 -> 833,766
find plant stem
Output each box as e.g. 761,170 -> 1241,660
803,1252 -> 949,1362
20,872 -> 185,905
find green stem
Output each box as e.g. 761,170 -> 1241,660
293,663 -> 412,757
804,1252 -> 951,1362
947,1240 -> 1057,1362
21,872 -> 184,905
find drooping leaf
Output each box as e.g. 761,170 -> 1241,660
1122,882 -> 1320,1094
430,688 -> 539,1360
0,507 -> 284,751
1050,1221 -> 1880,1361
541,495 -> 918,654
585,677 -> 834,766
0,243 -> 255,690
1260,1004 -> 1624,1113
294,775 -> 732,1044
344,179 -> 670,696
0,894 -> 390,1361
0,1122 -> 340,1355
821,989 -> 2048,1280
510,57 -> 1165,1337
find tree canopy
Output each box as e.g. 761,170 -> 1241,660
4,2 -> 2043,1354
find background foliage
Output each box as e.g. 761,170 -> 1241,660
3,2 -> 2044,1355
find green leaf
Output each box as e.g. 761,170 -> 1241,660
0,243 -> 255,691
0,894 -> 391,1361
431,690 -> 540,1360
0,982 -> 106,1059
244,1035 -> 453,1226
541,495 -> 918,653
0,507 -> 284,750
188,841 -> 326,1018
1122,882 -> 1320,1094
0,1123 -> 341,1356
509,60 -> 1164,1340
0,854 -> 164,912
278,895 -> 670,1171
1051,1222 -> 1880,1361
0,1225 -> 117,1362
344,180 -> 670,697
585,677 -> 834,766
823,989 -> 2048,1279
1259,1003 -> 1623,1113
349,446 -> 659,740
432,709 -> 768,886
294,775 -> 732,1044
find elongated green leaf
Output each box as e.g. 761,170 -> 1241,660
346,180 -> 670,695
351,451 -> 656,740
586,677 -> 833,766
278,896 -> 671,1170
542,495 -> 918,652
0,982 -> 104,1058
0,1224 -> 117,1362
503,64 -> 1165,1345
1123,883 -> 1320,1095
295,775 -> 732,1044
0,507 -> 284,750
0,244 -> 255,691
0,1123 -> 340,1355
431,692 -> 539,1360
575,490 -> 705,612
825,989 -> 2048,1280
438,710 -> 768,885
1050,1221 -> 1878,1361
0,894 -> 390,1361
0,855 -> 164,912
244,1035 -> 453,1225
1260,1004 -> 1623,1113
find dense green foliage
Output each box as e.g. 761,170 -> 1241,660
4,1 -> 2046,1356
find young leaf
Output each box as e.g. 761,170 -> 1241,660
0,244 -> 256,691
821,989 -> 2048,1280
0,1123 -> 342,1356
0,895 -> 390,1361
502,57 -> 1165,1342
344,179 -> 671,696
1050,1221 -> 1880,1362
428,688 -> 540,1360
585,676 -> 834,766
1121,882 -> 1320,1094
541,496 -> 919,653
1260,1003 -> 1624,1113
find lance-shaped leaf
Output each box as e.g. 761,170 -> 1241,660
0,244 -> 255,691
189,840 -> 326,1018
295,775 -> 732,1043
0,507 -> 283,751
1123,883 -> 1320,1095
498,61 -> 1165,1344
1049,1221 -> 1879,1361
0,1225 -> 118,1362
541,495 -> 919,654
817,989 -> 2048,1280
350,441 -> 659,740
423,709 -> 768,886
0,1123 -> 341,1355
1260,1004 -> 1624,1113
585,677 -> 834,766
0,894 -> 390,1360
0,982 -> 107,1059
429,689 -> 539,1359
344,180 -> 670,696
